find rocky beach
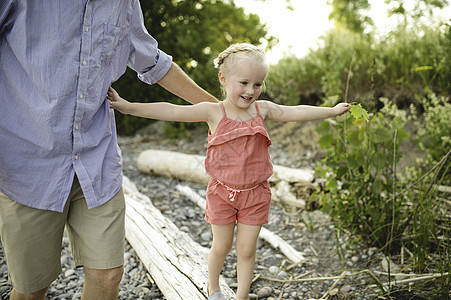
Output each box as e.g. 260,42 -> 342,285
1,121 -> 390,299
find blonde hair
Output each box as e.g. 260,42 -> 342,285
213,43 -> 268,76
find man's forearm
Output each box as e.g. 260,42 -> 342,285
157,62 -> 218,104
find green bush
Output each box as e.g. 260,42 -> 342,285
266,28 -> 375,106
412,92 -> 451,170
376,22 -> 451,95
311,99 -> 410,250
405,91 -> 450,277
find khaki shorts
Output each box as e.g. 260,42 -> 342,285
0,177 -> 125,294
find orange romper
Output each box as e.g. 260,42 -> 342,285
204,102 -> 273,226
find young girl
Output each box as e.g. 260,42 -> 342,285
108,43 -> 350,300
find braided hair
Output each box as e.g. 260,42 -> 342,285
213,43 -> 268,76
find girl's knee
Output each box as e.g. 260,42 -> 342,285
236,243 -> 256,259
211,241 -> 233,257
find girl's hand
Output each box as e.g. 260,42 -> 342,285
334,103 -> 352,116
107,87 -> 131,115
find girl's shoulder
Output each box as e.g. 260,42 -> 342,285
255,100 -> 276,119
203,101 -> 225,132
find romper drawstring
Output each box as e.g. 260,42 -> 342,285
216,180 -> 260,202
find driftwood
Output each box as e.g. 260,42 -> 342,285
367,272 -> 449,290
272,180 -> 306,208
138,150 -> 209,185
176,184 -> 305,264
123,176 -> 235,300
138,149 -> 314,208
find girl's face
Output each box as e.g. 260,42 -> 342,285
219,59 -> 267,109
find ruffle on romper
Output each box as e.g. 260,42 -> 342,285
205,107 -> 273,190
208,116 -> 272,147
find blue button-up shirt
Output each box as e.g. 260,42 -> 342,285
0,0 -> 172,212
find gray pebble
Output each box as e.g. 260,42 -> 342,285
257,286 -> 272,298
340,285 -> 352,293
201,231 -> 212,241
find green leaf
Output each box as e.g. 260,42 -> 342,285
370,127 -> 392,143
392,116 -> 404,130
414,66 -> 433,72
350,104 -> 369,122
347,129 -> 362,147
396,129 -> 409,142
370,152 -> 387,169
326,177 -> 338,191
316,120 -> 332,135
346,154 -> 362,171
318,134 -> 334,149
337,166 -> 349,178
371,178 -> 385,195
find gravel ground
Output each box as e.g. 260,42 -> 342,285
1,121 -> 390,299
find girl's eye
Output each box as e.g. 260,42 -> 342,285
255,83 -> 262,88
240,81 -> 248,85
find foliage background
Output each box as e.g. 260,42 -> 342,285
112,0 -> 450,297
113,0 -> 277,135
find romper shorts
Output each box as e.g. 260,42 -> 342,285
205,178 -> 272,226
0,176 -> 125,294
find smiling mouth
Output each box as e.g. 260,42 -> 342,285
241,96 -> 253,101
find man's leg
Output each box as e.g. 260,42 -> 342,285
81,266 -> 123,300
0,192 -> 67,298
66,182 -> 126,300
9,287 -> 48,300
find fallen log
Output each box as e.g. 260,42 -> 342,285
272,180 -> 306,208
138,149 -> 313,208
137,149 -> 209,185
123,176 -> 235,300
176,184 -> 305,264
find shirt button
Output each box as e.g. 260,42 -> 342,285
85,27 -> 89,32
82,60 -> 87,66
74,154 -> 79,160
75,125 -> 79,130
79,94 -> 84,99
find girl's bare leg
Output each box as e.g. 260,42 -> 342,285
208,222 -> 235,295
235,223 -> 262,300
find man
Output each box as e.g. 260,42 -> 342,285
0,1 -> 217,299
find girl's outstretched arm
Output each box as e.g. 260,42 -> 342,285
107,86 -> 213,123
260,100 -> 351,122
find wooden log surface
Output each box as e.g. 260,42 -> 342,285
123,176 -> 235,300
137,149 -> 314,184
176,184 -> 305,264
138,149 -> 314,208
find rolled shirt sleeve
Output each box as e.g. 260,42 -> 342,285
128,0 -> 172,85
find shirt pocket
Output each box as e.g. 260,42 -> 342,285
100,23 -> 127,68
